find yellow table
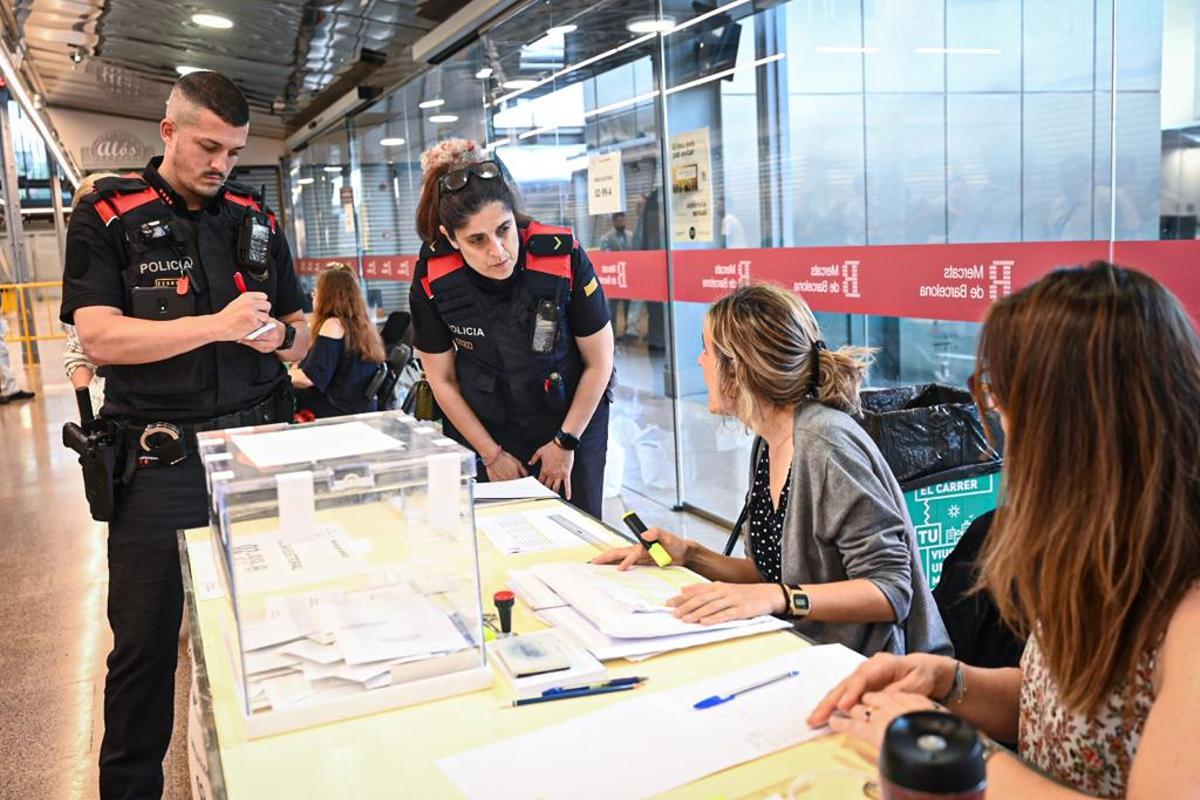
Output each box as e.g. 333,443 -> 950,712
180,498 -> 880,799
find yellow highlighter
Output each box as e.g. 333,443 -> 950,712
622,512 -> 673,568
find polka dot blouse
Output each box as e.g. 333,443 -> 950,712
747,443 -> 792,583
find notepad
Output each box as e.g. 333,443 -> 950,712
493,632 -> 572,677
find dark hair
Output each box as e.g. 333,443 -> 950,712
415,141 -> 525,243
174,71 -> 250,127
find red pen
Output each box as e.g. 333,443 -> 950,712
234,271 -> 248,293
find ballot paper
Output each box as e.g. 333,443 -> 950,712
477,509 -> 589,555
229,524 -> 369,595
335,593 -> 472,665
531,563 -> 772,639
437,645 -> 865,800
472,476 -> 560,502
538,605 -> 790,661
185,539 -> 225,600
230,420 -> 404,469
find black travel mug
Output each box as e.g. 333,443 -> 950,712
879,712 -> 986,799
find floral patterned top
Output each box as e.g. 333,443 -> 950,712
1019,633 -> 1158,797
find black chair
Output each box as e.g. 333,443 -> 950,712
365,343 -> 413,411
381,311 -> 412,353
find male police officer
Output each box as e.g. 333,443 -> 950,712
60,72 -> 309,799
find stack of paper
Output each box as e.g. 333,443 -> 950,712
529,563 -> 791,660
237,583 -> 475,713
437,644 -> 867,800
477,505 -> 608,555
473,476 -> 560,502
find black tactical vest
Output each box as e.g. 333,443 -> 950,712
84,173 -> 287,421
418,222 -> 583,433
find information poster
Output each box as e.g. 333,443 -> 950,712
670,127 -> 714,243
587,152 -> 624,216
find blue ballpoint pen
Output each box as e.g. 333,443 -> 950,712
543,676 -> 647,696
693,669 -> 801,710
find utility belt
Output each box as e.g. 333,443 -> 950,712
63,387 -> 293,522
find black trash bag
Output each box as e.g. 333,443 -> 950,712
856,384 -> 1004,492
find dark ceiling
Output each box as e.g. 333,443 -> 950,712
3,0 -> 475,138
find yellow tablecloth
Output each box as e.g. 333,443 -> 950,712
180,499 -> 879,799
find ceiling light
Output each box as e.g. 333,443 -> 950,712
176,66 -> 206,76
380,137 -> 406,146
627,17 -> 675,34
297,177 -> 315,185
475,67 -> 494,79
915,47 -> 1002,55
191,13 -> 234,29
418,98 -> 445,109
816,46 -> 878,54
546,24 -> 578,36
429,114 -> 459,124
323,166 -> 342,173
502,79 -> 538,90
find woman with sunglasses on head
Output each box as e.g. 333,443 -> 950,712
409,140 -> 615,517
593,284 -> 950,657
808,262 -> 1200,798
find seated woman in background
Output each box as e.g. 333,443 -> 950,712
594,283 -> 950,657
291,264 -> 385,418
808,262 -> 1200,798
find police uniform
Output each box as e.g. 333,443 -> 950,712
59,157 -> 305,799
409,221 -> 612,517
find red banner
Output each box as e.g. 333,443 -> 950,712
294,240 -> 1200,324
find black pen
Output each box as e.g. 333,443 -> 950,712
511,683 -> 638,707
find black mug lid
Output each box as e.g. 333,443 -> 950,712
879,711 -> 986,793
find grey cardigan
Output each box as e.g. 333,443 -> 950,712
739,402 -> 952,657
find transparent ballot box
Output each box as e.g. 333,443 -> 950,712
196,411 -> 491,738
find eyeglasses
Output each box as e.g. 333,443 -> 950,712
439,160 -> 502,193
967,370 -> 995,410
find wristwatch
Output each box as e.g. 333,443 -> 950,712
779,584 -> 811,618
553,429 -> 580,451
276,322 -> 297,351
935,659 -> 967,706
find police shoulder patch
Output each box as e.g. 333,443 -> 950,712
583,277 -> 599,297
527,233 -> 572,256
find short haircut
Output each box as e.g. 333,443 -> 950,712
173,71 -> 250,127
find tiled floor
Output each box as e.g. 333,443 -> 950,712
0,341 -> 734,799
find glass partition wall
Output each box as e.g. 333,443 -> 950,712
285,0 -> 1200,526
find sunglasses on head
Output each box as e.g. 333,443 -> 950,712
439,160 -> 502,193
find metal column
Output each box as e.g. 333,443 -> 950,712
0,89 -> 38,364
47,143 -> 66,268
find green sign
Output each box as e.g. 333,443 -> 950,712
904,471 -> 1002,589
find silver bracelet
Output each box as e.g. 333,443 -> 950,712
935,659 -> 967,706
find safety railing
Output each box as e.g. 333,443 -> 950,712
1,280 -> 66,364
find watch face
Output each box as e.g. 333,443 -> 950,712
790,590 -> 810,614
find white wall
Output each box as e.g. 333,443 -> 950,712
48,107 -> 284,173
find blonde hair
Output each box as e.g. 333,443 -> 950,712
706,283 -> 873,424
71,171 -> 122,209
975,262 -> 1200,716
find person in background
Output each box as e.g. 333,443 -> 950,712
291,264 -> 385,418
62,171 -> 122,415
808,262 -> 1200,799
594,283 -> 950,657
598,211 -> 640,343
0,315 -> 35,404
409,138 -> 614,517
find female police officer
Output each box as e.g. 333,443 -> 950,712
409,139 -> 614,517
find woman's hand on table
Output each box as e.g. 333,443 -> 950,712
666,581 -> 784,625
590,527 -> 690,570
806,652 -> 955,728
827,691 -> 941,749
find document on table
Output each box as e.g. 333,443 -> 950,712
230,420 -> 404,469
477,506 -> 600,555
229,524 -> 369,595
472,476 -> 559,502
185,539 -> 225,600
437,644 -> 866,800
538,605 -> 790,661
531,563 -> 771,639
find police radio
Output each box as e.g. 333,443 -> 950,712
236,185 -> 272,280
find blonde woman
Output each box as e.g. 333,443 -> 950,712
594,284 -> 950,657
808,263 -> 1200,798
